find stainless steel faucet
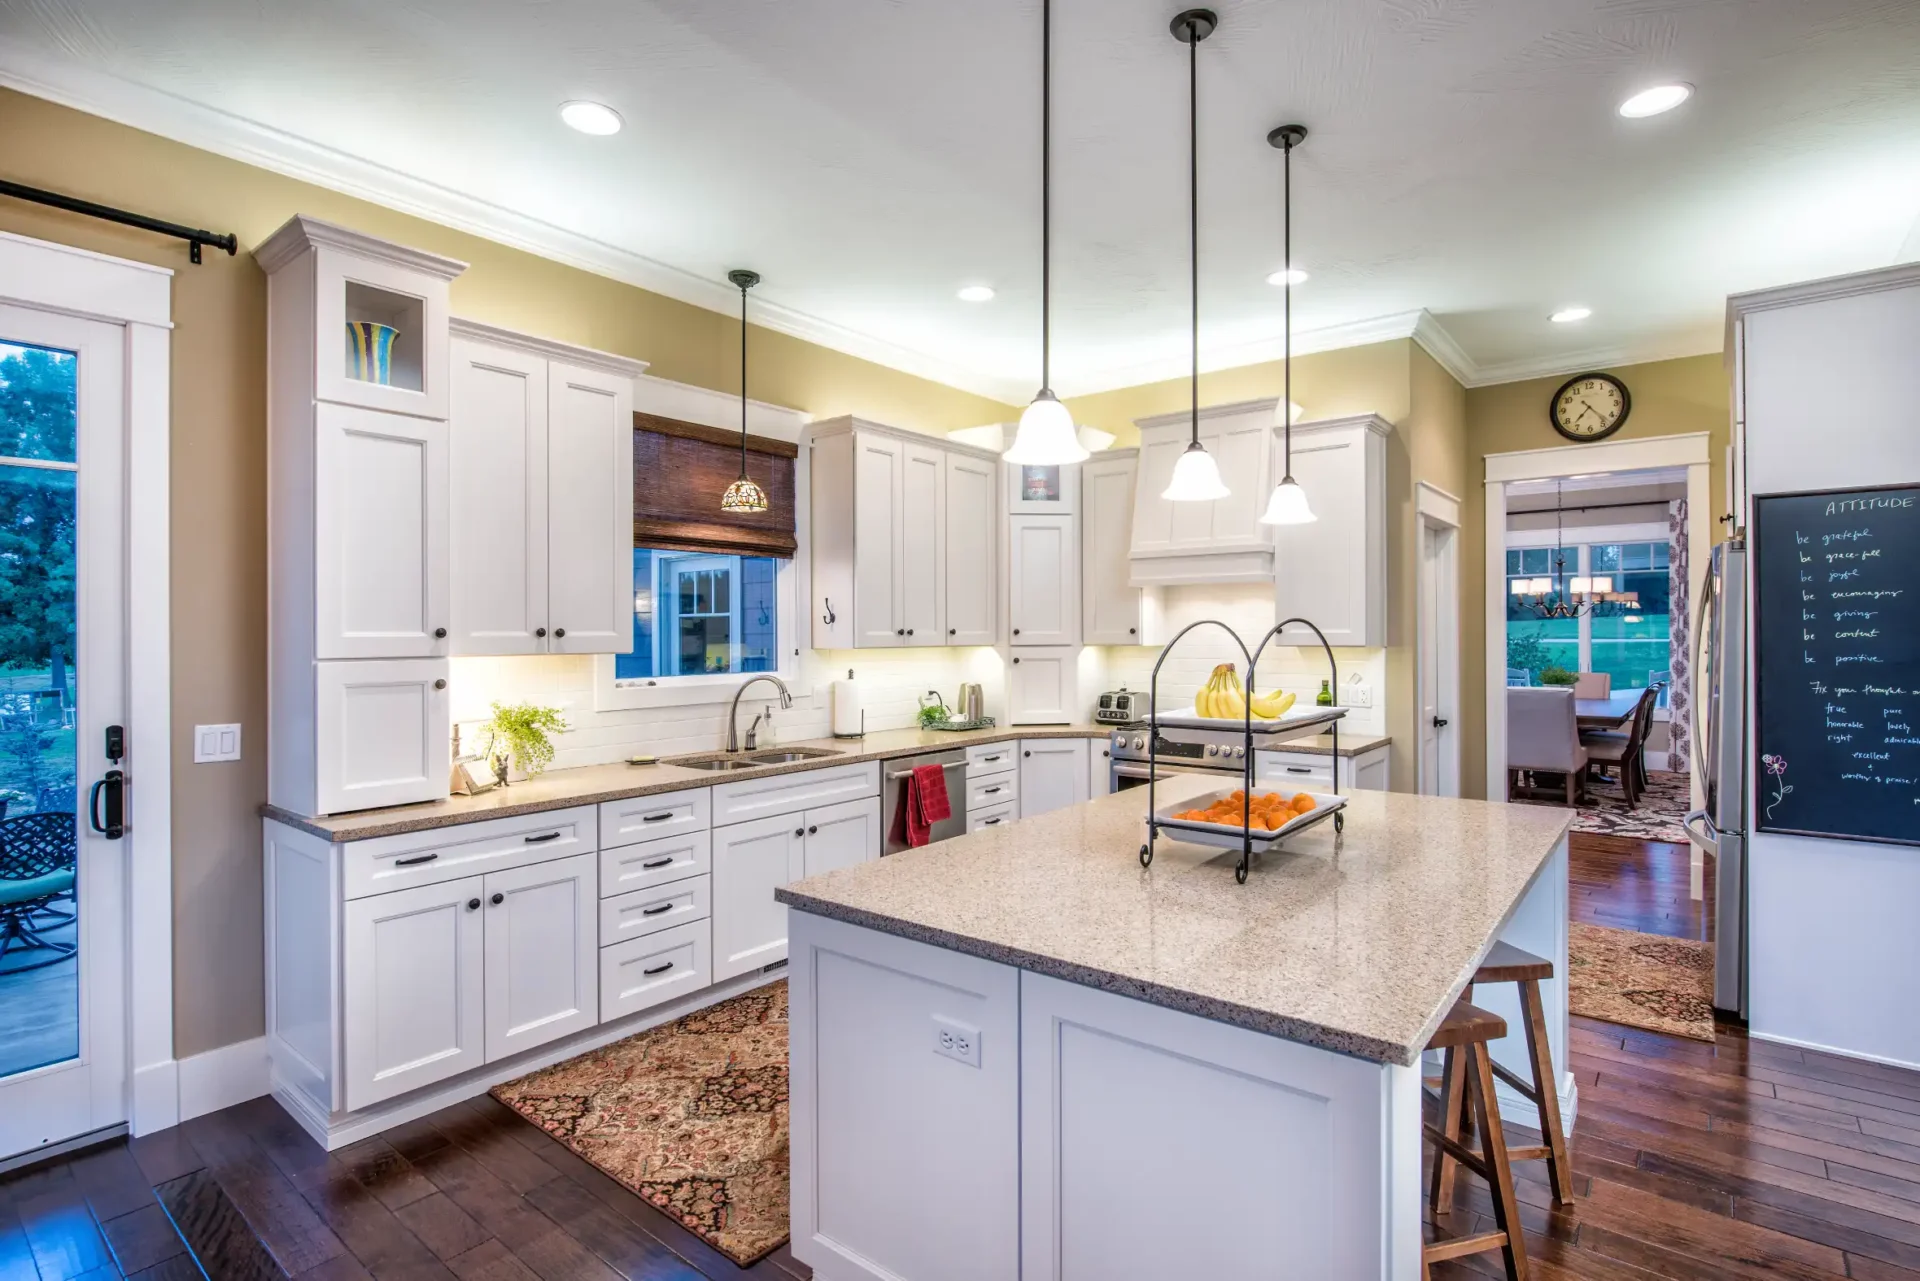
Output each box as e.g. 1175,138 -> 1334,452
726,674 -> 792,753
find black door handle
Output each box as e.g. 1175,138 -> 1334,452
89,769 -> 125,839
1432,717 -> 1449,728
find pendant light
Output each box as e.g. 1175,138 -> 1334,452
1259,124 -> 1316,525
719,269 -> 770,514
1003,0 -> 1088,466
1161,9 -> 1228,503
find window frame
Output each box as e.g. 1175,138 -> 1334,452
593,553 -> 806,710
1504,520 -> 1673,716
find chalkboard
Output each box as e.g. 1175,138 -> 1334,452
1752,484 -> 1920,846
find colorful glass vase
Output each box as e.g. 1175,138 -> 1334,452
344,320 -> 400,385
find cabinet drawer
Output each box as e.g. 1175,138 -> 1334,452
967,771 -> 1019,811
712,761 -> 880,826
345,805 -> 597,900
1256,753 -> 1335,792
600,829 -> 710,899
599,788 -> 710,849
965,741 -> 1018,776
600,875 -> 711,946
600,920 -> 711,1022
969,802 -> 1016,833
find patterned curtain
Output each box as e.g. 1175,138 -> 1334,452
1667,498 -> 1691,774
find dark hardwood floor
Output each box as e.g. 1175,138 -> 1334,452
6,832 -> 1916,1281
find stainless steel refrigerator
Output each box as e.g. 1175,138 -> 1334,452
1685,538 -> 1747,1018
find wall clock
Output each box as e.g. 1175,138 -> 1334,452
1549,372 -> 1630,442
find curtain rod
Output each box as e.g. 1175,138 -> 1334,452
0,178 -> 237,264
1508,497 -> 1676,516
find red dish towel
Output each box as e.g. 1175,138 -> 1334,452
904,763 -> 952,848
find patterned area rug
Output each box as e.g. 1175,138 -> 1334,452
493,982 -> 789,1266
1518,768 -> 1693,843
1569,922 -> 1716,1042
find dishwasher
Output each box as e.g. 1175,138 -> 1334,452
881,747 -> 969,855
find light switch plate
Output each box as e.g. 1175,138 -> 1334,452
1340,683 -> 1373,709
194,723 -> 242,763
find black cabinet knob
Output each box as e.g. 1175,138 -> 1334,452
1012,628 -> 1021,636
808,825 -> 818,835
907,628 -> 914,636
434,627 -> 447,638
554,628 -> 566,638
1012,657 -> 1021,664
897,628 -> 905,636
949,628 -> 956,635
1024,750 -> 1032,758
795,828 -> 805,838
490,892 -> 504,906
466,897 -> 480,911
1129,627 -> 1137,635
433,679 -> 447,690
535,627 -> 547,637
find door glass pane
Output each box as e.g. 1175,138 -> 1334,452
0,340 -> 81,1079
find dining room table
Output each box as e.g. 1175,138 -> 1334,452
1575,689 -> 1642,730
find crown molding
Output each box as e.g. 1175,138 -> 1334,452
255,213 -> 468,279
1409,311 -> 1475,386
0,43 -> 1026,404
449,315 -> 646,378
632,372 -> 808,442
1462,334 -> 1723,389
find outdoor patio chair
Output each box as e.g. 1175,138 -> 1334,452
0,812 -> 78,970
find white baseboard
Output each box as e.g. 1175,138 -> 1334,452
130,1059 -> 180,1136
178,1036 -> 270,1122
1749,1028 -> 1920,1075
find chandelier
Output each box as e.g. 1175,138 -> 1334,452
1512,481 -> 1640,619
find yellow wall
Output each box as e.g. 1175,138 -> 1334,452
0,87 -> 1016,1059
1458,353 -> 1729,798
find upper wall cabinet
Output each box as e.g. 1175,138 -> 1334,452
809,417 -> 998,650
1082,450 -> 1146,645
1270,414 -> 1389,648
448,320 -> 644,657
1129,398 -> 1277,586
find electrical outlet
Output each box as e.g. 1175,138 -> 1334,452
1340,683 -> 1373,709
932,1015 -> 982,1068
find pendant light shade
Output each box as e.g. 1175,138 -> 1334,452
1002,0 -> 1086,467
1258,123 -> 1317,526
1164,9 -> 1222,503
720,269 -> 769,515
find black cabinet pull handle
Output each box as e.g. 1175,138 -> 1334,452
490,892 -> 505,905
394,853 -> 438,867
536,627 -> 547,637
524,832 -> 561,843
434,627 -> 447,638
983,754 -> 1002,762
554,627 -> 566,638
984,818 -> 1003,825
641,811 -> 674,823
641,855 -> 675,869
466,898 -> 480,911
984,786 -> 1002,794
642,902 -> 674,916
643,961 -> 675,976
1286,766 -> 1312,774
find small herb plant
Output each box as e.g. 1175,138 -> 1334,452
475,702 -> 568,776
1540,666 -> 1578,687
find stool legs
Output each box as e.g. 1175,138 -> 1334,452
1467,1040 -> 1530,1281
1429,1046 -> 1466,1215
1423,1036 -> 1531,1281
1519,978 -> 1574,1205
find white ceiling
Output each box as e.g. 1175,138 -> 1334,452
5,0 -> 1919,400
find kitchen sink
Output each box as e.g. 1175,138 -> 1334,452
748,748 -> 843,764
671,756 -> 763,771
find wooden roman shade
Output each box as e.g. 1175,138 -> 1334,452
633,411 -> 798,558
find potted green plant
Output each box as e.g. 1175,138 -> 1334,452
474,702 -> 568,782
1539,666 -> 1578,687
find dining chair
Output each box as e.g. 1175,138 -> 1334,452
1506,667 -> 1531,688
1583,686 -> 1658,805
1572,671 -> 1612,699
1508,687 -> 1588,806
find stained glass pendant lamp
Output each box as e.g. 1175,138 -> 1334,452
719,269 -> 770,514
1003,0 -> 1089,466
1259,124 -> 1316,525
1161,9 -> 1229,502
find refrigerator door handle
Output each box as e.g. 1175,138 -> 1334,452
1690,552 -> 1719,790
1683,808 -> 1720,855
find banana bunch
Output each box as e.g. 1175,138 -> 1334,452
1195,665 -> 1297,720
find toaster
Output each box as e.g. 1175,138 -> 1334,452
1094,689 -> 1149,724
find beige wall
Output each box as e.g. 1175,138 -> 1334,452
0,88 -> 1016,1059
1458,352 -> 1729,799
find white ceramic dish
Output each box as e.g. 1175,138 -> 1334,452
1150,788 -> 1347,850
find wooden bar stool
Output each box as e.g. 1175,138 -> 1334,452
1423,999 -> 1529,1280
1433,942 -> 1574,1209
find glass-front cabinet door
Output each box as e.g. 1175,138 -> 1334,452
1006,459 -> 1080,515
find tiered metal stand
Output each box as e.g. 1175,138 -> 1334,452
1139,617 -> 1347,884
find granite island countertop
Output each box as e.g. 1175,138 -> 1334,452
776,775 -> 1571,1066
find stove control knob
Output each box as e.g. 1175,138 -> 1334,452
1131,736 -> 1145,750
1232,745 -> 1246,759
1205,744 -> 1219,757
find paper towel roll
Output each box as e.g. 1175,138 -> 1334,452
831,671 -> 865,737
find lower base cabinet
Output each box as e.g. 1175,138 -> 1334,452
483,853 -> 598,1063
601,919 -> 712,1021
1019,739 -> 1091,818
1255,744 -> 1391,793
713,796 -> 882,982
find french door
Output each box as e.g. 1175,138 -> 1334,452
0,303 -> 128,1161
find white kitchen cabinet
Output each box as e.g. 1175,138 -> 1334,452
1271,415 -> 1388,647
448,335 -> 548,654
1008,648 -> 1075,725
482,852 -> 598,1063
447,324 -> 643,656
1129,397 -> 1279,586
1089,739 -> 1114,797
314,402 -> 449,660
801,796 -> 882,878
601,920 -> 712,1022
944,451 -> 998,644
1009,515 -> 1078,645
900,441 -> 946,645
1020,739 -> 1090,817
1082,451 -> 1146,645
315,659 -> 451,815
810,417 -> 1000,649
342,874 -> 485,1111
1256,743 -> 1391,792
712,814 -> 806,982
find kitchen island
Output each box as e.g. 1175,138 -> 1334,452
776,775 -> 1573,1281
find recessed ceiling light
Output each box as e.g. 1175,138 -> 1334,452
1618,84 -> 1692,118
1266,268 -> 1309,286
1550,306 -> 1592,323
957,284 -> 996,302
560,101 -> 623,135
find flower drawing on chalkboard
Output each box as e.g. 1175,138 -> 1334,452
1761,753 -> 1792,820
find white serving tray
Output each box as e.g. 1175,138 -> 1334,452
1150,704 -> 1346,736
1150,788 -> 1347,851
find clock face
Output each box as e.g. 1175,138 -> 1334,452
1550,373 -> 1630,441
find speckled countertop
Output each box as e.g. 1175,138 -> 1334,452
777,776 -> 1571,1066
